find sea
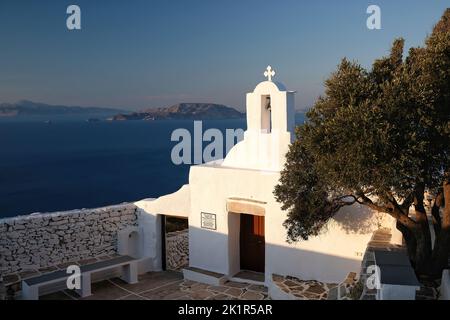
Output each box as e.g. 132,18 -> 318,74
0,113 -> 305,218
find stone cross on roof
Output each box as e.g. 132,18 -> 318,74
264,65 -> 275,82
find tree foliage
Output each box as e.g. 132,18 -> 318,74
274,9 -> 450,277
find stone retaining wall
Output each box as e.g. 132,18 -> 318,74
166,229 -> 189,270
0,203 -> 138,277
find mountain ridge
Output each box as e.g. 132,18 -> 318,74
0,100 -> 127,117
111,103 -> 245,120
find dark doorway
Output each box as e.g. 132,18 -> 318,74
163,216 -> 189,271
240,214 -> 265,273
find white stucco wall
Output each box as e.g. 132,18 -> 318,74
133,201 -> 163,273
187,163 -> 397,284
266,201 -> 397,283
136,185 -> 190,218
222,80 -> 294,172
188,164 -> 278,276
133,186 -> 191,273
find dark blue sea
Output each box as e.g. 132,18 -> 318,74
0,114 -> 305,218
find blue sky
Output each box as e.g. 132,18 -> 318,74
0,0 -> 448,111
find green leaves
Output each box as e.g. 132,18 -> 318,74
275,9 -> 450,242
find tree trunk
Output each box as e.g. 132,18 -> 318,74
431,179 -> 450,277
413,187 -> 432,274
414,227 -> 432,275
431,193 -> 443,235
396,221 -> 417,266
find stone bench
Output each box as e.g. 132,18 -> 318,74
373,250 -> 420,300
22,255 -> 138,300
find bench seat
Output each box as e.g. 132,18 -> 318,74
22,255 -> 138,300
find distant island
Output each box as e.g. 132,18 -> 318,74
0,100 -> 126,117
111,103 -> 245,121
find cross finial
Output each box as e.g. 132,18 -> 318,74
264,65 -> 275,82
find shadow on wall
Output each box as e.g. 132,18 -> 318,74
265,241 -> 361,283
188,225 -> 362,284
330,203 -> 386,235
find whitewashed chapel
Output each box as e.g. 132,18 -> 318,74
131,67 -> 401,292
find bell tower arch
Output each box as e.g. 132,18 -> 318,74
223,66 -> 296,171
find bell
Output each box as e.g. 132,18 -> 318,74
266,96 -> 271,111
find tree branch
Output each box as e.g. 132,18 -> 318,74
400,193 -> 415,213
355,190 -> 417,229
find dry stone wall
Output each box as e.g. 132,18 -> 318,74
0,203 -> 138,277
166,229 -> 188,270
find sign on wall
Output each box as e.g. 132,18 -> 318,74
201,212 -> 216,230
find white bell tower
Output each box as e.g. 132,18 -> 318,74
222,66 -> 295,171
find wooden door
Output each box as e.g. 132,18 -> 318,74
240,214 -> 265,273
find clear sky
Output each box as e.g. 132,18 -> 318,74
0,0 -> 448,111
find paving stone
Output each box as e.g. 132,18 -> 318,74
293,293 -> 306,299
208,285 -> 229,293
248,284 -> 268,293
283,280 -> 299,287
272,274 -> 284,282
141,283 -> 184,300
305,284 -> 326,295
21,271 -> 273,300
190,289 -> 214,300
120,294 -> 146,300
208,293 -> 231,300
274,274 -> 336,300
241,291 -> 264,300
225,281 -> 248,288
190,282 -> 209,290
164,289 -> 192,300
40,291 -> 74,300
225,287 -> 243,297
291,285 -> 305,291
81,280 -> 129,300
301,291 -> 320,299
182,280 -> 196,286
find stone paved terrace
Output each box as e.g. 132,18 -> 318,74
39,271 -> 270,300
272,274 -> 341,300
